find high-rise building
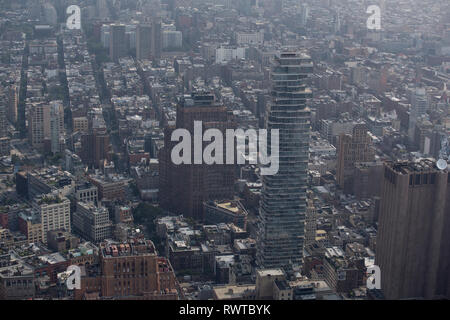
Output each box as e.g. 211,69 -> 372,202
256,52 -> 313,273
304,200 -> 317,247
50,100 -> 65,155
0,88 -> 10,155
136,24 -> 152,60
408,87 -> 428,141
376,159 -> 450,299
100,24 -> 110,48
28,101 -> 50,151
300,3 -> 309,26
0,101 -> 7,138
159,91 -> 236,221
336,123 -> 375,194
7,84 -> 18,125
109,24 -> 127,62
27,100 -> 64,154
80,128 -> 112,169
151,19 -> 162,59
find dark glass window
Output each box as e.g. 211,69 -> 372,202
431,173 -> 436,184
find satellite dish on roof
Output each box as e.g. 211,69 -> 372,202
436,159 -> 447,170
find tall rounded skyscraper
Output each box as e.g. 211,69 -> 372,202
257,51 -> 313,274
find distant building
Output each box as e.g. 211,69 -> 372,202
73,116 -> 89,133
47,229 -> 80,252
235,31 -> 264,46
0,137 -> 10,156
215,46 -> 246,64
28,102 -> 50,151
304,200 -> 317,246
162,30 -> 182,49
167,239 -> 203,274
151,19 -> 162,59
114,205 -> 133,224
136,24 -> 152,60
7,84 -> 18,125
255,269 -> 286,299
0,98 -> 7,139
80,128 -> 112,169
159,91 -> 236,221
88,174 -> 126,202
49,100 -> 65,155
336,124 -> 375,194
408,87 -> 428,141
109,24 -> 126,62
100,24 -> 110,48
18,167 -> 75,200
72,202 -> 112,243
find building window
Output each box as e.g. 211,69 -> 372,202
431,173 -> 436,184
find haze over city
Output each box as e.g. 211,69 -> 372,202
0,0 -> 448,306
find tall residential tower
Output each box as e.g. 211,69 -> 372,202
257,52 -> 313,273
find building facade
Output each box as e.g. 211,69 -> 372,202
28,102 -> 50,151
336,123 -> 375,194
75,239 -> 179,300
376,159 -> 450,299
49,100 -> 65,155
109,24 -> 126,62
33,194 -> 71,244
136,24 -> 152,61
159,91 -> 236,221
73,202 -> 112,243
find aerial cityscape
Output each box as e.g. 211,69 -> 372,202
0,0 -> 449,304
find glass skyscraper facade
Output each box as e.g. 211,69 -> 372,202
257,51 -> 313,273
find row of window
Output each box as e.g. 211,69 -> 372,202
408,173 -> 436,186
